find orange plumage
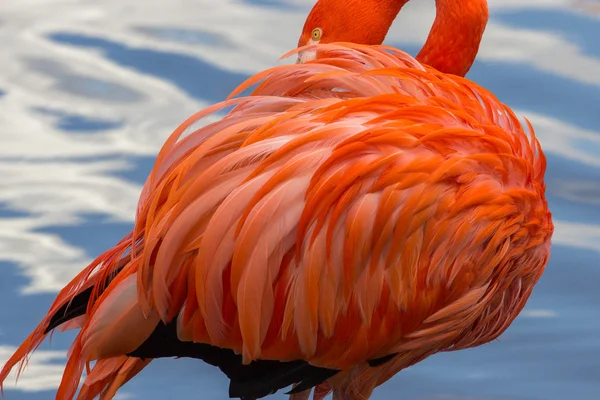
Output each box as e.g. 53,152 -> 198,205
1,0 -> 554,397
0,42 -> 552,400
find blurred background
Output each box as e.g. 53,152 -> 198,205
1,0 -> 599,399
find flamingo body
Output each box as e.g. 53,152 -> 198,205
0,44 -> 552,400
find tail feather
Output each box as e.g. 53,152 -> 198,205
80,273 -> 159,361
313,383 -> 333,400
76,356 -> 151,400
0,233 -> 138,397
58,316 -> 87,333
53,271 -> 156,400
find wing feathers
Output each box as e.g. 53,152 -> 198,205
1,43 -> 552,397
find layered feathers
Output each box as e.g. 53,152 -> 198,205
0,43 -> 552,400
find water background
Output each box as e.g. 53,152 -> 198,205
1,1 -> 599,399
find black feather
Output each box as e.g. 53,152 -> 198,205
367,353 -> 398,367
44,286 -> 93,334
44,272 -> 340,399
128,320 -> 339,399
284,367 -> 339,394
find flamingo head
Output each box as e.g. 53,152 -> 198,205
296,0 -> 410,63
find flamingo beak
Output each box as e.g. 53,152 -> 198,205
296,49 -> 317,64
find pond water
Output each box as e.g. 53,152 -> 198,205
0,1 -> 599,399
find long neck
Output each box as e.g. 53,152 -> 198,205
414,0 -> 489,76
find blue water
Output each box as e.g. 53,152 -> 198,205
1,1 -> 599,400
26,57 -> 144,102
496,10 -> 600,58
47,33 -> 249,103
34,107 -> 123,133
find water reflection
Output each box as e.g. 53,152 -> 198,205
135,27 -> 235,48
0,0 -> 599,399
48,33 -> 249,103
33,107 -> 123,133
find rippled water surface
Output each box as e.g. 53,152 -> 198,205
1,1 -> 599,399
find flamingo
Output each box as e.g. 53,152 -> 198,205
296,0 -> 489,77
0,1 -> 553,400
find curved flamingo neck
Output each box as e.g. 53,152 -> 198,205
302,0 -> 488,76
415,0 -> 489,76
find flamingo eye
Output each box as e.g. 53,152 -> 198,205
311,27 -> 322,41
